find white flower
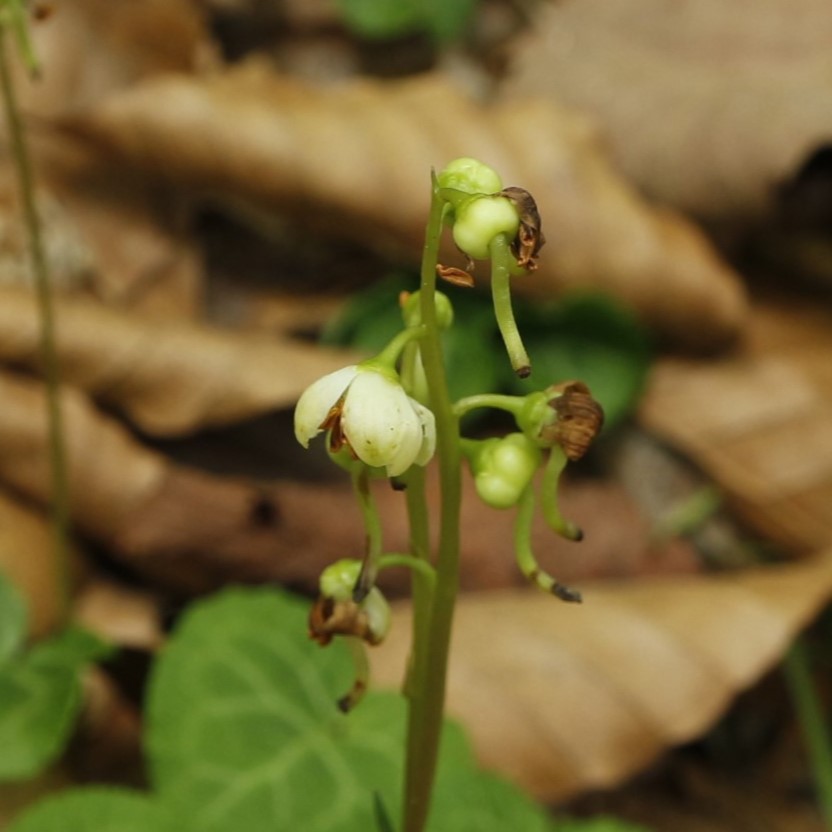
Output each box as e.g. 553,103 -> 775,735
294,365 -> 436,477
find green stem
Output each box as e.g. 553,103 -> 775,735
453,393 -> 524,419
1,1 -> 40,75
337,636 -> 370,713
515,486 -> 581,603
373,325 -> 426,372
783,640 -> 832,828
0,27 -> 71,620
489,234 -> 530,378
541,446 -> 583,541
402,180 -> 463,832
377,553 -> 436,588
401,422 -> 433,709
353,468 -> 384,601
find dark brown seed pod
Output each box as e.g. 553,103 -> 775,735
543,380 -> 604,460
500,186 -> 545,270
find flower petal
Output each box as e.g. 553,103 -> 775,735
341,370 -> 422,476
293,365 -> 358,448
412,401 -> 436,467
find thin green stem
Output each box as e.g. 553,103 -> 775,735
783,640 -> 832,828
353,468 -> 384,601
337,636 -> 371,713
402,181 -> 463,832
401,439 -> 433,706
541,446 -> 582,541
373,325 -> 427,372
489,234 -> 530,378
1,1 -> 40,75
0,28 -> 71,620
453,392 -> 524,419
515,486 -> 581,603
377,553 -> 436,588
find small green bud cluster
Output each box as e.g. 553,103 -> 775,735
463,434 -> 541,510
437,158 -> 521,264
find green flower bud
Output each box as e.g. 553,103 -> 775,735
319,558 -> 362,602
437,157 -> 503,196
401,290 -> 454,330
452,195 -> 520,261
361,587 -> 392,645
465,433 -> 542,509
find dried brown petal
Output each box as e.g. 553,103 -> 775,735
500,186 -> 545,270
318,394 -> 350,456
308,595 -> 383,646
436,263 -> 476,288
544,381 -> 605,460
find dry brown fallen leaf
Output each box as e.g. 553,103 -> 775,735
12,0 -> 216,118
0,369 -> 299,591
0,138 -> 201,316
67,64 -> 746,350
0,489 -> 85,638
0,368 -> 696,594
370,552 -> 832,800
503,0 -> 832,220
0,285 -> 355,436
72,579 -> 164,651
640,293 -> 832,554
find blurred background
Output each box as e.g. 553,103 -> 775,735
2,1 -> 832,829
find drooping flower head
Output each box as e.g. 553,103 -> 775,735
294,363 -> 436,477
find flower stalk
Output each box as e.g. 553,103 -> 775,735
294,157 -> 603,832
402,179 -> 463,832
0,22 -> 72,620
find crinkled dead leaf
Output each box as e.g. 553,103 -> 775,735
0,285 -> 355,435
68,65 -> 746,349
640,294 -> 832,554
503,0 -> 832,219
371,553 -> 832,800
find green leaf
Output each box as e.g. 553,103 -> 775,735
336,0 -> 478,41
147,588 -> 402,831
7,787 -> 179,832
556,818 -> 654,832
0,627 -> 111,780
373,792 -> 396,832
421,0 -> 479,41
0,570 -> 27,664
147,588 -> 554,831
512,293 -> 652,430
430,768 -> 554,832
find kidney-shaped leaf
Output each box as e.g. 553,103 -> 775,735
8,787 -> 178,832
146,588 -> 554,832
372,552 -> 832,800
